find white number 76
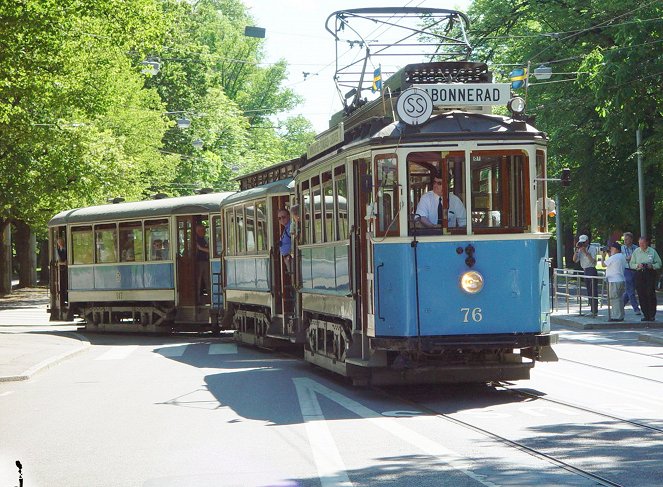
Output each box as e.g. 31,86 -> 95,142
461,307 -> 483,323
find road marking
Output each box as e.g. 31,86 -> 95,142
209,343 -> 237,355
95,346 -> 139,360
0,391 -> 14,397
154,343 -> 192,358
294,379 -> 352,487
294,378 -> 498,487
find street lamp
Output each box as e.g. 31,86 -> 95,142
533,65 -> 553,80
192,138 -> 204,150
176,118 -> 191,129
141,58 -> 161,76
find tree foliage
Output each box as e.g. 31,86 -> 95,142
0,0 -> 316,230
467,0 -> 663,244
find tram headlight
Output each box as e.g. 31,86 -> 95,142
460,271 -> 484,294
507,96 -> 526,115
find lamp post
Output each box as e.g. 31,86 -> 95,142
636,125 -> 646,237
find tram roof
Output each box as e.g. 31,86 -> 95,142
48,192 -> 235,226
372,111 -> 546,140
220,178 -> 294,208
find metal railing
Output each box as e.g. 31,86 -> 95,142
553,268 -> 607,316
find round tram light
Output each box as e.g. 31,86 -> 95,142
460,271 -> 484,294
507,96 -> 526,115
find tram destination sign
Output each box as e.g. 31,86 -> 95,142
307,122 -> 344,159
412,83 -> 511,107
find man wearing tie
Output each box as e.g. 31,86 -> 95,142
415,175 -> 466,228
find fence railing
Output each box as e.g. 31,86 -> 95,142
553,268 -> 612,317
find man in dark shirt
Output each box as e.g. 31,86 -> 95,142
195,224 -> 210,298
278,209 -> 292,273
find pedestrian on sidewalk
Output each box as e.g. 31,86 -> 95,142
621,232 -> 641,315
630,235 -> 662,322
573,234 -> 599,316
604,242 -> 626,321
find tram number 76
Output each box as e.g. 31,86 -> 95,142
461,307 -> 483,323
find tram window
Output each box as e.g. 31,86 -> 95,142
407,151 -> 467,234
212,215 -> 223,257
95,224 -> 117,263
470,151 -> 528,231
118,222 -> 143,262
322,172 -> 334,242
225,209 -> 235,256
235,207 -> 246,253
335,173 -> 348,240
245,203 -> 256,253
375,154 -> 399,236
145,219 -> 169,261
255,200 -> 267,252
71,226 -> 93,265
536,151 -> 548,233
311,175 -> 322,243
302,190 -> 311,245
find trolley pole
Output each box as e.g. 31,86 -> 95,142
555,193 -> 563,268
636,126 -> 646,237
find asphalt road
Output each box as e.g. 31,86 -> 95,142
1,314 -> 662,486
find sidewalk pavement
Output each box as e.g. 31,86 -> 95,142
550,297 -> 663,345
0,287 -> 89,382
0,328 -> 89,382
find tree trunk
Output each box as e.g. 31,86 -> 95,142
38,238 -> 50,284
15,220 -> 37,288
563,226 -> 575,269
0,221 -> 11,295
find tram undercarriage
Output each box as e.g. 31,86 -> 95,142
78,302 -> 214,333
304,326 -> 558,386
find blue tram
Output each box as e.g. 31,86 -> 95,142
48,192 -> 233,332
218,8 -> 558,384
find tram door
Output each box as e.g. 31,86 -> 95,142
176,216 -> 196,308
353,158 -> 374,345
49,226 -> 68,320
271,196 -> 294,319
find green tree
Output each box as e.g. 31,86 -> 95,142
467,0 -> 663,250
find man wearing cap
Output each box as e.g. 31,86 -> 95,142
604,242 -> 626,321
573,234 -> 598,316
621,232 -> 641,315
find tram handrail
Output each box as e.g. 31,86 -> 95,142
552,268 -> 608,316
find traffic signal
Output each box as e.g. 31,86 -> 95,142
561,168 -> 571,187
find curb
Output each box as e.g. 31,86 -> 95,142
639,333 -> 663,345
0,332 -> 90,383
551,316 -> 663,330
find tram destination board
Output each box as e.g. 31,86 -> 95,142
413,83 -> 511,107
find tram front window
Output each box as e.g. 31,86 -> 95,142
470,151 -> 528,232
408,151 -> 467,235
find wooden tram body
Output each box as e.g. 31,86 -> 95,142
48,193 -> 233,332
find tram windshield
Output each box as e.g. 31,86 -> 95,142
408,150 -> 531,235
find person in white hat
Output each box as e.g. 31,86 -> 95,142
573,234 -> 598,316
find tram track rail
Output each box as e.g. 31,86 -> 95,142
558,336 -> 663,360
558,357 -> 663,385
373,385 -> 626,487
495,382 -> 663,434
